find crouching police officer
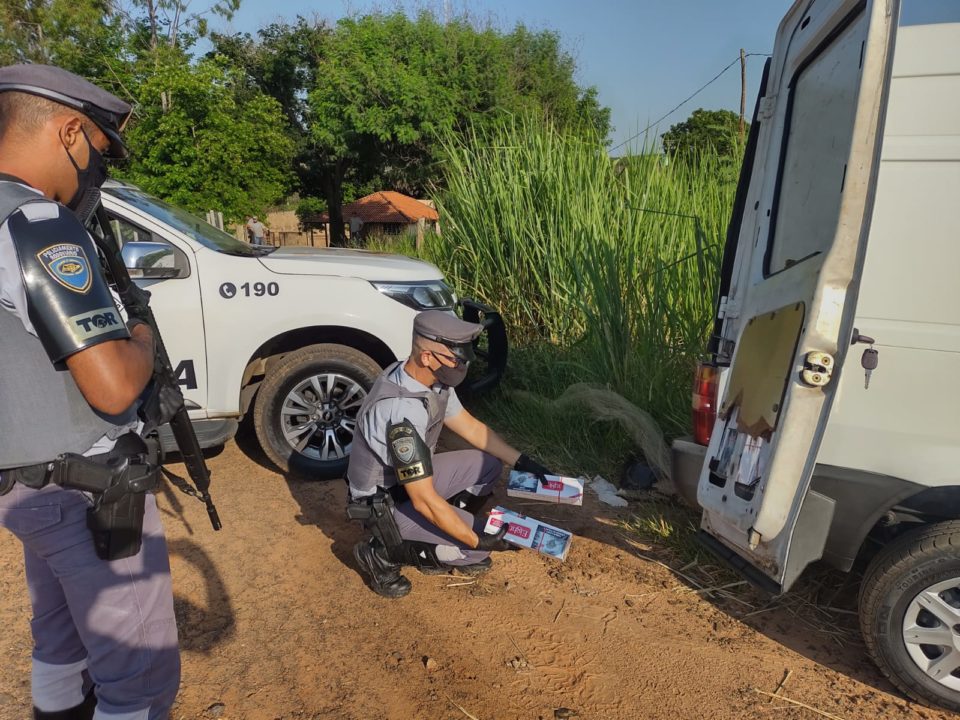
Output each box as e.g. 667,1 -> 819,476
0,65 -> 179,719
346,310 -> 553,598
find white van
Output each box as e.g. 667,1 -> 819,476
670,2 -> 960,711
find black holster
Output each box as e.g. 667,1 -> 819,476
346,489 -> 405,551
7,433 -> 160,561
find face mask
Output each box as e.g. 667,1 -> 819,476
63,128 -> 108,210
432,352 -> 469,388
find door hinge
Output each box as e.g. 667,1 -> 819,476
800,351 -> 834,387
758,95 -> 778,121
717,295 -> 740,320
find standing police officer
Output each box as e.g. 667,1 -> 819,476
347,310 -> 553,598
0,65 -> 179,719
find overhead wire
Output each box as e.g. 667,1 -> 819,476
610,52 -> 771,154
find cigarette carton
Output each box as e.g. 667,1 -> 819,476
483,506 -> 573,561
506,471 -> 584,505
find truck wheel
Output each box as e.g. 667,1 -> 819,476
253,344 -> 382,478
859,521 -> 960,712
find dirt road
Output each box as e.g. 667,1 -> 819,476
0,432 -> 949,719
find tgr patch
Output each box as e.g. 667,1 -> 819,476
37,243 -> 92,294
67,306 -> 122,342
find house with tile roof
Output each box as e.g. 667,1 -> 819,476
304,190 -> 440,244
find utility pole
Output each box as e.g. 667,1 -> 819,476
739,48 -> 747,140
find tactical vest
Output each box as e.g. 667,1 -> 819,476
0,181 -> 135,470
347,362 -> 449,498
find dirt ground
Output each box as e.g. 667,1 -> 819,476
0,429 -> 952,720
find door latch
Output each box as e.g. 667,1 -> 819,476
801,351 -> 834,387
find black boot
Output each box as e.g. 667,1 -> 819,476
353,539 -> 412,598
34,689 -> 96,720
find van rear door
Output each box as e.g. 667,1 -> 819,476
696,0 -> 899,594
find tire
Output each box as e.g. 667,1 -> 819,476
253,344 -> 382,478
859,520 -> 960,712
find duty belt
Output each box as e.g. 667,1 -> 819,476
0,433 -> 160,498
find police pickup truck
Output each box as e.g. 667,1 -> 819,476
100,180 -> 506,478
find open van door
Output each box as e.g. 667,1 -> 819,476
696,0 -> 900,594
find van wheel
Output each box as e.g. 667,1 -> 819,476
859,521 -> 960,712
253,344 -> 382,478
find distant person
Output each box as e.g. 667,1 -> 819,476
247,216 -> 267,246
244,215 -> 255,243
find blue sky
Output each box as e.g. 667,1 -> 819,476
211,0 -> 960,149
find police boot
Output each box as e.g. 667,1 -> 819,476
353,538 -> 412,599
34,689 -> 96,720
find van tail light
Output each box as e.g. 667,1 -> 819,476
692,362 -> 719,446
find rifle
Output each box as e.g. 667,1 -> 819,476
76,189 -> 222,532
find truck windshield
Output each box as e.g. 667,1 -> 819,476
103,185 -> 274,257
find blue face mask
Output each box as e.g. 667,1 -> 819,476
63,128 -> 108,211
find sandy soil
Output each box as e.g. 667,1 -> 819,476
0,429 -> 951,720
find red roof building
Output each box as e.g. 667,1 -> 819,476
307,191 -> 440,243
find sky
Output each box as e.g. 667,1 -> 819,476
209,0 -> 960,150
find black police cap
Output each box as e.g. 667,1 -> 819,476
0,64 -> 132,158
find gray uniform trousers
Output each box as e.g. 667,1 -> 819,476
393,449 -> 502,565
0,483 -> 179,719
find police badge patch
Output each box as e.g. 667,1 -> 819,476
386,419 -> 433,483
36,243 -> 92,294
392,437 -> 415,464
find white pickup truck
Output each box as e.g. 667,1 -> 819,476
100,180 -> 506,477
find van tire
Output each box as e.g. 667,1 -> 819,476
253,344 -> 382,479
859,521 -> 960,713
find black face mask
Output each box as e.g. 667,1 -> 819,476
63,128 -> 108,211
432,352 -> 469,388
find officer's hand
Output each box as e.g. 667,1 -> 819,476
475,524 -> 512,552
514,453 -> 554,481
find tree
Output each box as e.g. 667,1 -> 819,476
215,11 -> 611,244
661,108 -> 746,159
119,56 -> 295,223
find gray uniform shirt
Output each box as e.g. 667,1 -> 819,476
0,182 -> 139,459
358,364 -> 464,466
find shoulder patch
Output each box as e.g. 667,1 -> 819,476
36,243 -> 92,294
386,419 -> 433,483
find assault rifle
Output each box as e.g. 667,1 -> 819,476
75,189 -> 222,531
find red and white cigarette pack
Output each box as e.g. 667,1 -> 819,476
506,471 -> 584,505
483,506 -> 573,561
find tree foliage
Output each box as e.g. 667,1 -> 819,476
0,0 -> 293,223
120,57 -> 294,220
1,3 -> 609,230
661,108 -> 746,159
214,11 -> 611,243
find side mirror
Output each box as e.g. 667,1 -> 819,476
121,241 -> 186,280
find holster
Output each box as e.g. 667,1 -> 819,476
346,489 -> 405,551
7,433 -> 160,561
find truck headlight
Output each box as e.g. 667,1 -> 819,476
373,281 -> 457,311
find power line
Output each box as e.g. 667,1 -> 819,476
610,52 -> 771,154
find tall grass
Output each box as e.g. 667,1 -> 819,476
424,115 -> 737,448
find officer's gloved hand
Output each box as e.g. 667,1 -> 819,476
514,453 -> 554,481
121,285 -> 152,323
475,524 -> 512,552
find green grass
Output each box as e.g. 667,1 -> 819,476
422,115 -> 740,479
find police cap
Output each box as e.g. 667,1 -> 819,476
414,310 -> 482,363
0,64 -> 132,158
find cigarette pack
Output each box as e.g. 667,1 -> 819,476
506,471 -> 584,506
483,506 -> 573,561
